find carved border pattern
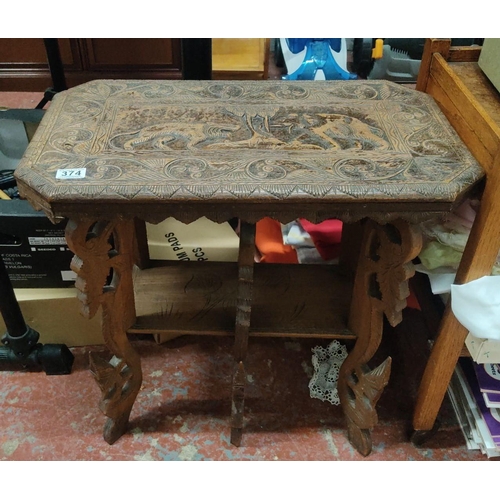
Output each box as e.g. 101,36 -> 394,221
14,179 -> 457,226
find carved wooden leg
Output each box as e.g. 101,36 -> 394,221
338,219 -> 422,456
230,221 -> 256,446
133,218 -> 150,270
66,218 -> 141,444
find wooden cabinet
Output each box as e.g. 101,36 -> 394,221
0,38 -> 272,91
78,39 -> 181,77
212,38 -> 270,80
0,38 -> 182,91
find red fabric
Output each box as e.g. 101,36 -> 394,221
407,287 -> 421,311
255,217 -> 298,264
299,218 -> 343,261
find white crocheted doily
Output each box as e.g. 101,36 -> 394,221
308,340 -> 348,405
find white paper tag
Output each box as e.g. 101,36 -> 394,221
56,168 -> 86,180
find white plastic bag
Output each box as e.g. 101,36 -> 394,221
451,276 -> 500,341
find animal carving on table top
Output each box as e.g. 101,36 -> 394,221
108,106 -> 390,152
110,122 -> 241,151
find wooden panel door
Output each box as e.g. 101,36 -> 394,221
0,38 -> 183,91
0,38 -> 81,91
77,38 -> 182,80
83,38 -> 177,68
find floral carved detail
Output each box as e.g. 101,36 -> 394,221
338,219 -> 422,456
342,358 -> 392,456
367,220 -> 422,327
65,219 -> 115,319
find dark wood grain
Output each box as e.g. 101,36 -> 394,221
0,38 -> 182,91
448,46 -> 481,62
231,222 -> 255,445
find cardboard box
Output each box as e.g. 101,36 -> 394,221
146,217 -> 240,344
0,288 -> 104,347
479,39 -> 500,93
0,199 -> 76,288
146,217 -> 239,262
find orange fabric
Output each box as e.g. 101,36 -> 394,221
255,217 -> 419,313
255,217 -> 298,263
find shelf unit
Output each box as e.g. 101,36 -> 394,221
129,261 -> 355,340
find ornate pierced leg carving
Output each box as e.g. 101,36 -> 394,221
65,218 -> 140,444
230,221 -> 256,446
338,219 -> 422,456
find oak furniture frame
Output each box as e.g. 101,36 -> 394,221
413,39 -> 500,437
14,78 -> 483,455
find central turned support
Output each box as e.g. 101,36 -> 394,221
231,221 -> 256,446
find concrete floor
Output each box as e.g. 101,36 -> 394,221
0,315 -> 491,461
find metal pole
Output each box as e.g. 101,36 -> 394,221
0,255 -> 26,337
36,38 -> 67,109
43,38 -> 67,92
0,255 -> 74,374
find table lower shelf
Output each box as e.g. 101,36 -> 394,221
128,261 -> 356,340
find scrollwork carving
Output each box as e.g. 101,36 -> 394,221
65,219 -> 115,319
367,220 -> 422,327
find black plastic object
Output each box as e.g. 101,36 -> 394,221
181,39 -> 212,80
0,255 -> 74,375
0,335 -> 74,375
274,39 -> 285,68
0,170 -> 16,191
352,38 -> 484,80
382,38 -> 481,60
352,38 -> 376,79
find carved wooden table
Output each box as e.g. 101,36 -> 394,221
14,79 -> 483,456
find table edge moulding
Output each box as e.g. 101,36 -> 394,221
13,77 -> 484,456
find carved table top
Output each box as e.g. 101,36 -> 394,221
15,79 -> 484,224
